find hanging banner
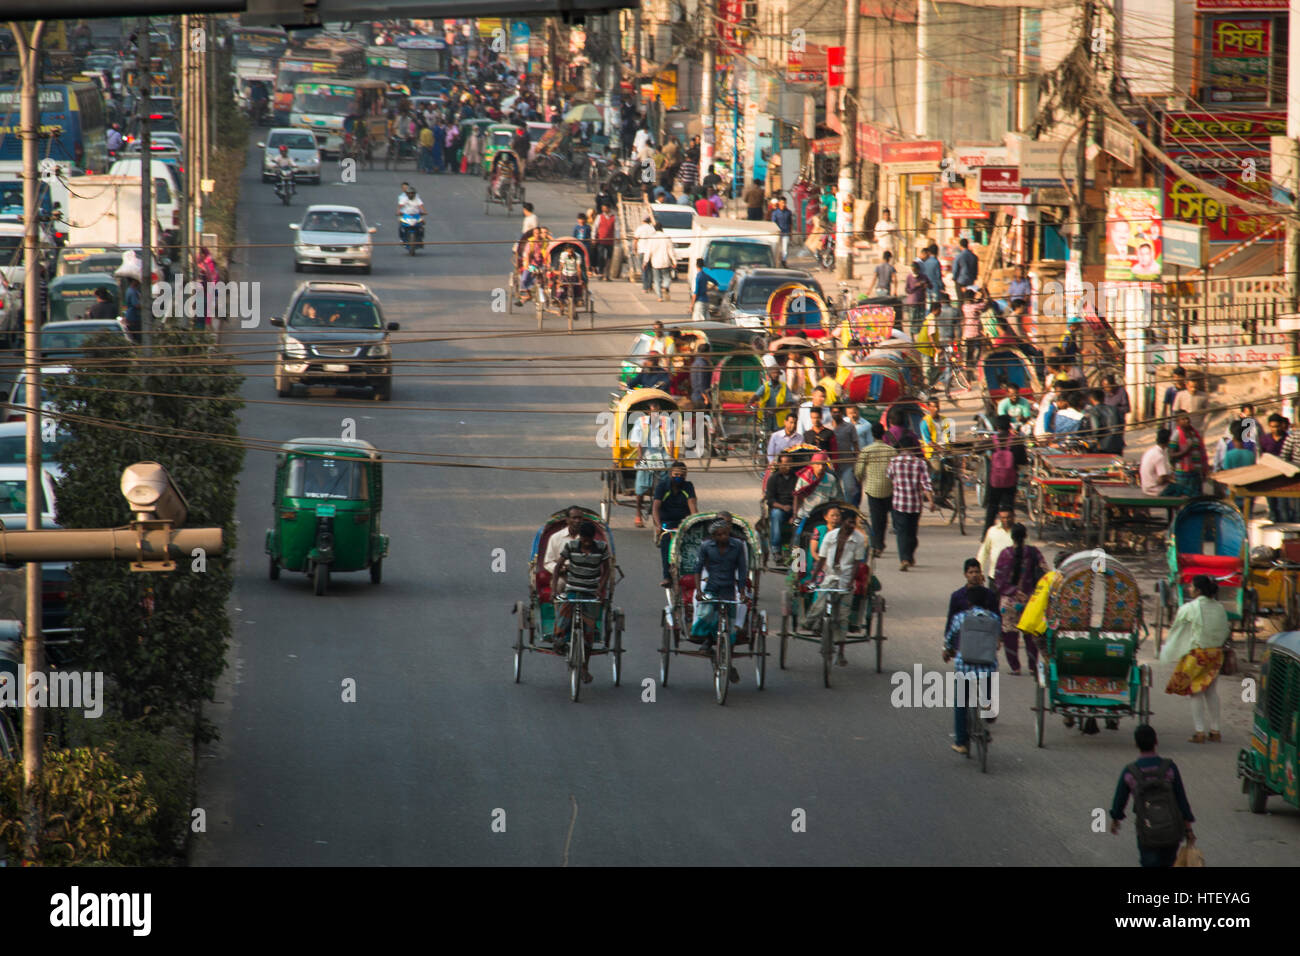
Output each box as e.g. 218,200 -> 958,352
1105,187 -> 1163,281
846,304 -> 897,343
827,46 -> 846,87
717,0 -> 744,56
1162,110 -> 1285,144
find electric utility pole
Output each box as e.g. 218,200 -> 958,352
138,20 -> 153,350
700,0 -> 716,178
835,0 -> 859,279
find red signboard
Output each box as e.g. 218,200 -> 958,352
717,0 -> 744,55
942,188 -> 987,219
856,122 -> 898,165
880,140 -> 944,165
1196,0 -> 1286,8
811,136 -> 842,155
827,46 -> 845,87
1163,148 -> 1276,244
1210,17 -> 1271,54
787,42 -> 828,83
1162,110 -> 1285,144
977,166 -> 1031,202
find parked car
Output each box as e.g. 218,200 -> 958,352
718,267 -> 830,329
0,465 -> 70,634
4,365 -> 72,423
0,420 -> 70,477
648,203 -> 696,271
37,319 -> 131,360
291,205 -> 376,274
259,127 -> 322,184
269,280 -> 398,400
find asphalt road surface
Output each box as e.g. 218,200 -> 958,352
195,144 -> 1300,866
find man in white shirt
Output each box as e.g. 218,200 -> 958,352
397,182 -> 424,217
976,506 -> 1015,578
543,507 -> 584,576
629,399 -> 677,526
520,201 -> 539,237
1140,427 -> 1175,496
809,509 -> 868,662
796,386 -> 833,434
873,208 -> 896,256
633,216 -> 656,293
633,125 -> 650,154
645,223 -> 676,301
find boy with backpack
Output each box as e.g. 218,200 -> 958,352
984,415 -> 1027,533
1109,724 -> 1196,866
943,601 -> 1002,755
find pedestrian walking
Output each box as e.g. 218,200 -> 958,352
1109,724 -> 1196,867
771,196 -> 793,265
645,223 -> 675,300
873,250 -> 896,296
690,257 -> 716,321
1173,374 -> 1210,434
976,506 -> 1015,580
904,261 -> 927,336
855,421 -> 895,557
1168,409 -> 1208,498
633,216 -> 655,291
885,436 -> 935,570
1263,413 -> 1294,521
991,523 -> 1044,676
742,179 -> 766,220
984,415 -> 1027,532
831,405 -> 862,507
594,203 -> 617,279
943,594 -> 1001,756
873,208 -> 896,257
1159,575 -> 1230,743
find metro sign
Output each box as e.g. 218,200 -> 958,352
977,166 -> 1030,203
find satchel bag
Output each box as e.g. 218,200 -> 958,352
1221,641 -> 1239,677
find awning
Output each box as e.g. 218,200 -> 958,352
1213,452 -> 1300,491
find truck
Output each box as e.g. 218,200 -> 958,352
63,175 -> 161,248
686,217 -> 782,307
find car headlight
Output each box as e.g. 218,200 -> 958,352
352,245 -> 370,255
284,337 -> 308,359
367,342 -> 390,358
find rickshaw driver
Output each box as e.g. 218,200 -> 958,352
809,509 -> 867,666
556,244 -> 584,300
551,519 -> 612,684
694,518 -> 750,684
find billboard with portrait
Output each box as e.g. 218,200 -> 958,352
1105,187 -> 1163,281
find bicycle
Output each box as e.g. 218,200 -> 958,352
809,586 -> 852,688
555,593 -> 604,703
965,677 -> 993,773
928,341 -> 973,399
696,593 -> 743,705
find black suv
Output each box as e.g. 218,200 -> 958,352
716,267 -> 832,328
270,280 -> 398,401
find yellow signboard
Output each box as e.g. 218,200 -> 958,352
477,18 -> 503,39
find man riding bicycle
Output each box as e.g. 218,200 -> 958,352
693,517 -> 750,684
808,508 -> 867,666
551,519 -> 612,685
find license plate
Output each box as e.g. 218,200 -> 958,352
325,256 -> 341,265
323,363 -> 349,372
316,504 -> 336,517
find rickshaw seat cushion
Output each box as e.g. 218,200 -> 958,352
1177,553 -> 1242,585
720,401 -> 748,412
536,569 -> 553,603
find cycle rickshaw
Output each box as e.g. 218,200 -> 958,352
754,442 -> 818,569
1032,549 -> 1151,747
1026,444 -> 1131,538
659,511 -> 768,705
765,283 -> 834,339
599,387 -> 687,525
977,343 -> 1045,419
483,148 -> 525,214
1154,496 -> 1259,660
776,500 -> 886,685
543,238 -> 595,332
703,348 -> 769,471
512,507 -> 625,702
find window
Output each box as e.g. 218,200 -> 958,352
287,457 -> 366,499
652,210 -> 693,230
705,241 -> 775,271
269,131 -> 317,150
0,479 -> 47,515
0,429 -> 67,463
291,297 -> 381,330
739,277 -> 821,307
301,212 -> 365,233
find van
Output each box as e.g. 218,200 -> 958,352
686,218 -> 781,313
109,158 -> 181,246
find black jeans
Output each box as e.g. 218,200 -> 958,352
984,485 -> 1017,533
866,494 -> 891,551
746,207 -> 763,221
1138,842 -> 1179,867
892,510 -> 920,563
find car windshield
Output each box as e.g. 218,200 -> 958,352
58,253 -> 122,276
269,131 -> 317,151
0,235 -> 23,263
42,325 -> 122,351
738,278 -> 821,307
301,211 -> 365,233
705,241 -> 775,271
294,92 -> 355,114
654,210 -> 693,230
287,457 -> 367,499
291,297 -> 382,330
0,479 -> 47,515
490,131 -> 513,147
0,429 -> 67,464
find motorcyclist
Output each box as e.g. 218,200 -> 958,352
106,122 -> 124,154
273,145 -> 296,194
397,182 -> 426,243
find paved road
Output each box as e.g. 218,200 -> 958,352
195,145 -> 1300,866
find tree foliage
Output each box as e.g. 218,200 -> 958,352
48,333 -> 244,740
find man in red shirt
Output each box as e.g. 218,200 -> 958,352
594,203 -> 617,279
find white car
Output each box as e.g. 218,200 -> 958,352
0,463 -> 58,525
4,365 -> 72,424
290,205 -> 376,274
109,158 -> 182,244
0,420 -> 69,479
260,127 -> 322,184
649,203 -> 697,271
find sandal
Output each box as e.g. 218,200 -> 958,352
1188,732 -> 1206,744
1207,731 -> 1222,742
582,669 -> 593,684
634,516 -> 645,527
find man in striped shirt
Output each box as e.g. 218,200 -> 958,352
552,520 -> 612,684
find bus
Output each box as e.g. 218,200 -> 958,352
0,82 -> 107,174
272,49 -> 365,125
365,48 -> 411,96
290,78 -> 388,156
230,26 -> 289,60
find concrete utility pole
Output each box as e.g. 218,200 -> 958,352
138,20 -> 153,349
700,0 -> 716,177
835,0 -> 859,280
8,16 -> 46,849
632,8 -> 641,77
181,13 -> 190,268
915,0 -> 930,137
1287,0 -> 1300,315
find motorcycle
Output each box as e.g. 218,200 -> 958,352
274,165 -> 295,206
399,211 -> 425,255
817,231 -> 835,271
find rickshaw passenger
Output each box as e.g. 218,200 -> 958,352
764,452 -> 799,554
552,520 -> 611,685
543,506 -> 584,576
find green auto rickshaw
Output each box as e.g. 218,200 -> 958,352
47,274 -> 119,324
1237,629 -> 1300,814
482,122 -> 524,177
265,437 -> 389,595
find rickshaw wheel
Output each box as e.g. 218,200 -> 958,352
313,563 -> 329,596
1247,780 -> 1269,814
611,609 -> 624,686
514,614 -> 525,684
1243,590 -> 1258,662
569,619 -> 584,702
1034,682 -> 1046,748
714,615 -> 732,705
659,615 -> 671,687
1138,665 -> 1152,723
754,611 -> 767,689
370,560 -> 382,584
567,294 -> 575,332
874,606 -> 885,673
268,557 -> 280,580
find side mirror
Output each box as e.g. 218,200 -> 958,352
368,226 -> 377,234
387,322 -> 400,331
269,316 -> 284,327
288,223 -> 300,230
256,142 -> 266,149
